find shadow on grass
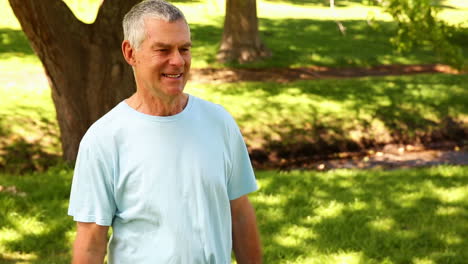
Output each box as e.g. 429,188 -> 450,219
0,28 -> 34,55
0,166 -> 74,263
253,167 -> 468,263
0,112 -> 61,174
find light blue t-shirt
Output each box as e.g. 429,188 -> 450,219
68,94 -> 258,263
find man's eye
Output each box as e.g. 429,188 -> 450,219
157,49 -> 168,52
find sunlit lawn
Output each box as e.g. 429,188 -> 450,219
1,165 -> 467,263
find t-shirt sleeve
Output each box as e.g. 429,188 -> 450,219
227,121 -> 259,200
68,133 -> 116,226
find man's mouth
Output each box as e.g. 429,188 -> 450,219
162,73 -> 183,78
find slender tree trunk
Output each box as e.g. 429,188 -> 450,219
217,0 -> 271,63
8,0 -> 139,163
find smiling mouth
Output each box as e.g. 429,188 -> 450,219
162,73 -> 183,78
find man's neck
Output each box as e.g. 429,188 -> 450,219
125,91 -> 189,117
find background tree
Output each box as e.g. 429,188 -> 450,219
8,0 -> 139,163
382,0 -> 465,69
217,0 -> 271,63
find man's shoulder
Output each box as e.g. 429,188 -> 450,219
80,101 -> 126,146
192,95 -> 234,122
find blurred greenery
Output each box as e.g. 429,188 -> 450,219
1,165 -> 467,263
187,74 -> 468,165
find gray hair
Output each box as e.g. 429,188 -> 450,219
123,0 -> 186,49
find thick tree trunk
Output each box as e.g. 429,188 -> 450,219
9,0 -> 139,163
217,0 -> 271,63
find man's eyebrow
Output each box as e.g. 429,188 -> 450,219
151,42 -> 171,49
181,42 -> 192,48
150,42 -> 192,49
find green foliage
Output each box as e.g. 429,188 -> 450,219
382,0 -> 465,69
1,165 -> 467,263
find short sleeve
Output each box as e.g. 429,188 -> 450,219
68,134 -> 116,226
227,122 -> 258,200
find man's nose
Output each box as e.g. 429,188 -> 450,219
169,50 -> 185,67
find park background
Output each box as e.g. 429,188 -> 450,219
0,0 -> 467,263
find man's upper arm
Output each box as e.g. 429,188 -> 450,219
230,195 -> 251,214
68,132 -> 116,225
230,195 -> 262,263
72,222 -> 109,264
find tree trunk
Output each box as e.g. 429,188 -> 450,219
8,0 -> 139,163
217,0 -> 271,63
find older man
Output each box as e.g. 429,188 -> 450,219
68,0 -> 262,263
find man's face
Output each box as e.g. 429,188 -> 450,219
131,18 -> 191,99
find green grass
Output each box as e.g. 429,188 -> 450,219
1,165 -> 467,263
0,165 -> 74,264
254,165 -> 468,263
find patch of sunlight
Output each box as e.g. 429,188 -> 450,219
0,0 -> 21,29
179,2 -> 224,25
311,189 -> 330,201
0,250 -> 37,263
336,178 -> 354,188
287,225 -> 317,240
260,207 -> 284,222
393,191 -> 424,208
66,229 -> 76,244
439,9 -> 468,26
368,217 -> 395,232
447,0 -> 468,7
4,213 -> 48,237
374,199 -> 385,211
429,166 -> 465,178
349,198 -> 368,211
314,200 -> 345,218
273,234 -> 299,248
435,206 -> 463,216
63,0 -> 101,24
325,169 -> 357,179
329,251 -> 364,264
310,54 -> 336,65
258,1 -> 393,21
253,194 -> 283,206
432,186 -> 467,203
395,229 -> 417,239
0,228 -> 22,243
316,100 -> 344,114
0,56 -> 42,73
439,233 -> 463,245
274,225 -> 316,247
412,257 -> 436,264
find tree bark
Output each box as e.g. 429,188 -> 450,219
217,0 -> 271,63
8,0 -> 139,163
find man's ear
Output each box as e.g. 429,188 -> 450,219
122,40 -> 136,66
